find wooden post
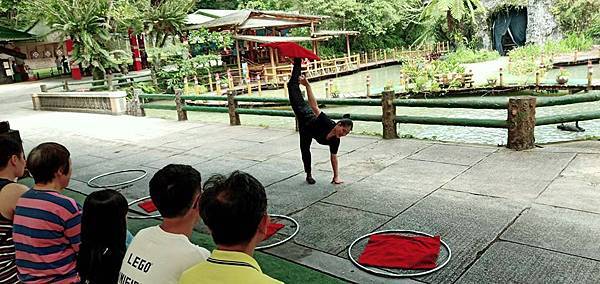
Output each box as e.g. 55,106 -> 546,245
246,74 -> 252,96
381,88 -> 398,139
345,34 -> 351,58
366,75 -> 371,97
269,47 -> 276,83
215,73 -> 222,95
235,38 -> 242,75
193,76 -> 200,94
63,80 -> 69,91
588,61 -> 593,92
183,77 -> 189,94
507,96 -> 536,151
227,69 -> 234,89
383,49 -> 387,61
40,84 -> 48,92
508,57 -> 512,73
283,76 -> 288,97
106,74 -> 114,91
535,71 -> 540,90
574,51 -> 578,62
227,91 -> 241,126
325,83 -> 330,98
208,70 -> 214,92
499,68 -> 504,87
174,89 -> 188,121
257,75 -> 262,96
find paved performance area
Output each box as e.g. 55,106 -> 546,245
5,109 -> 600,284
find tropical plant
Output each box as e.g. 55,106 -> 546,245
418,0 -> 486,46
551,0 -> 600,36
145,0 -> 196,47
32,0 -> 128,80
444,47 -> 500,64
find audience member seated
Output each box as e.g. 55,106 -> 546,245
13,142 -> 81,283
179,171 -> 283,284
119,164 -> 209,284
0,136 -> 28,284
78,189 -> 129,284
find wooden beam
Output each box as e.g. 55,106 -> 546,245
269,47 -> 276,82
235,36 -> 242,80
346,34 -> 351,58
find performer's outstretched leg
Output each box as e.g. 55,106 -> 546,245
288,58 -> 313,121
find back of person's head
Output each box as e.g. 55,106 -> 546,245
27,142 -> 70,184
0,136 -> 24,170
78,189 -> 128,284
149,164 -> 202,218
200,171 -> 267,246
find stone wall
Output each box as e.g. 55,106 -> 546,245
478,0 -> 563,50
31,91 -> 128,115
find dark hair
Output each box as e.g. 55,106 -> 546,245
338,114 -> 353,130
200,171 -> 267,246
149,164 -> 202,218
78,189 -> 128,284
0,136 -> 23,170
27,142 -> 70,184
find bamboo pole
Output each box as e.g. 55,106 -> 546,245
215,73 -> 222,95
269,47 -> 276,83
257,75 -> 262,96
366,75 -> 371,97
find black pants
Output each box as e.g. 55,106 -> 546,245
288,59 -> 315,174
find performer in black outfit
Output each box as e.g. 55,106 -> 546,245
288,58 -> 353,185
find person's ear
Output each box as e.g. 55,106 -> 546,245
258,214 -> 269,236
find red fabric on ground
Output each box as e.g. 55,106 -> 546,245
357,234 -> 441,270
260,42 -> 321,61
138,199 -> 157,213
265,223 -> 285,240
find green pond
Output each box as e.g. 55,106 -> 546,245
147,63 -> 600,145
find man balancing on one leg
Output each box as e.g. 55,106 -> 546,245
288,58 -> 353,185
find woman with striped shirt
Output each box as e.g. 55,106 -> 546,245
0,136 -> 28,284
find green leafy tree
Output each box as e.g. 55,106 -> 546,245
145,0 -> 196,47
419,0 -> 485,45
33,0 -> 127,80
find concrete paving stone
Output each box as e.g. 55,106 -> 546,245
231,128 -> 295,143
536,176 -> 600,214
193,156 -> 259,177
381,189 -> 526,284
265,241 -> 422,284
72,154 -> 108,171
311,135 -> 378,153
501,204 -> 600,260
69,165 -> 158,201
290,202 -> 390,255
144,152 -> 213,169
408,143 -> 497,166
112,147 -> 183,166
184,139 -> 261,159
280,146 -> 332,165
71,159 -> 148,183
366,159 -> 468,193
229,140 -> 298,162
557,154 -> 600,183
539,141 -> 600,154
456,242 -> 600,284
444,149 -> 575,200
323,179 -> 429,216
265,174 -> 335,215
243,157 -> 304,187
316,139 -> 431,174
87,144 -> 152,160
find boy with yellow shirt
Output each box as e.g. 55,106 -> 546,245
179,171 -> 282,284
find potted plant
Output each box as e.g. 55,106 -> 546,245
556,68 -> 570,85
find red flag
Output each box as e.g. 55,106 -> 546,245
260,42 -> 320,61
264,223 -> 285,240
138,199 -> 157,213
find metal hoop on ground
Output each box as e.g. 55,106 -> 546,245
347,229 -> 452,278
127,196 -> 162,220
256,214 -> 300,250
87,169 -> 148,189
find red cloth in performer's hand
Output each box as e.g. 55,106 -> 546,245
265,223 -> 285,240
357,234 -> 441,270
138,199 -> 157,213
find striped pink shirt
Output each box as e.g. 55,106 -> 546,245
13,189 -> 81,283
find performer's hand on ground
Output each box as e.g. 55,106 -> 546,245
331,177 -> 344,184
299,75 -> 310,87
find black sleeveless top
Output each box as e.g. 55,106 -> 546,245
0,178 -> 20,283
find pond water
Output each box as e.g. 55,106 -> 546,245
148,62 -> 600,145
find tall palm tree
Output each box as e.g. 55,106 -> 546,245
418,0 -> 485,45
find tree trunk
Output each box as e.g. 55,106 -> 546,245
159,33 -> 169,48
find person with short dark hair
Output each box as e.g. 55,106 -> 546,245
288,58 -> 353,185
13,142 -> 81,283
119,164 -> 209,284
78,189 -> 129,284
0,136 -> 28,284
179,171 -> 282,284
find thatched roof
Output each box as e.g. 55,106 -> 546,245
232,35 -> 332,43
186,9 -> 328,31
